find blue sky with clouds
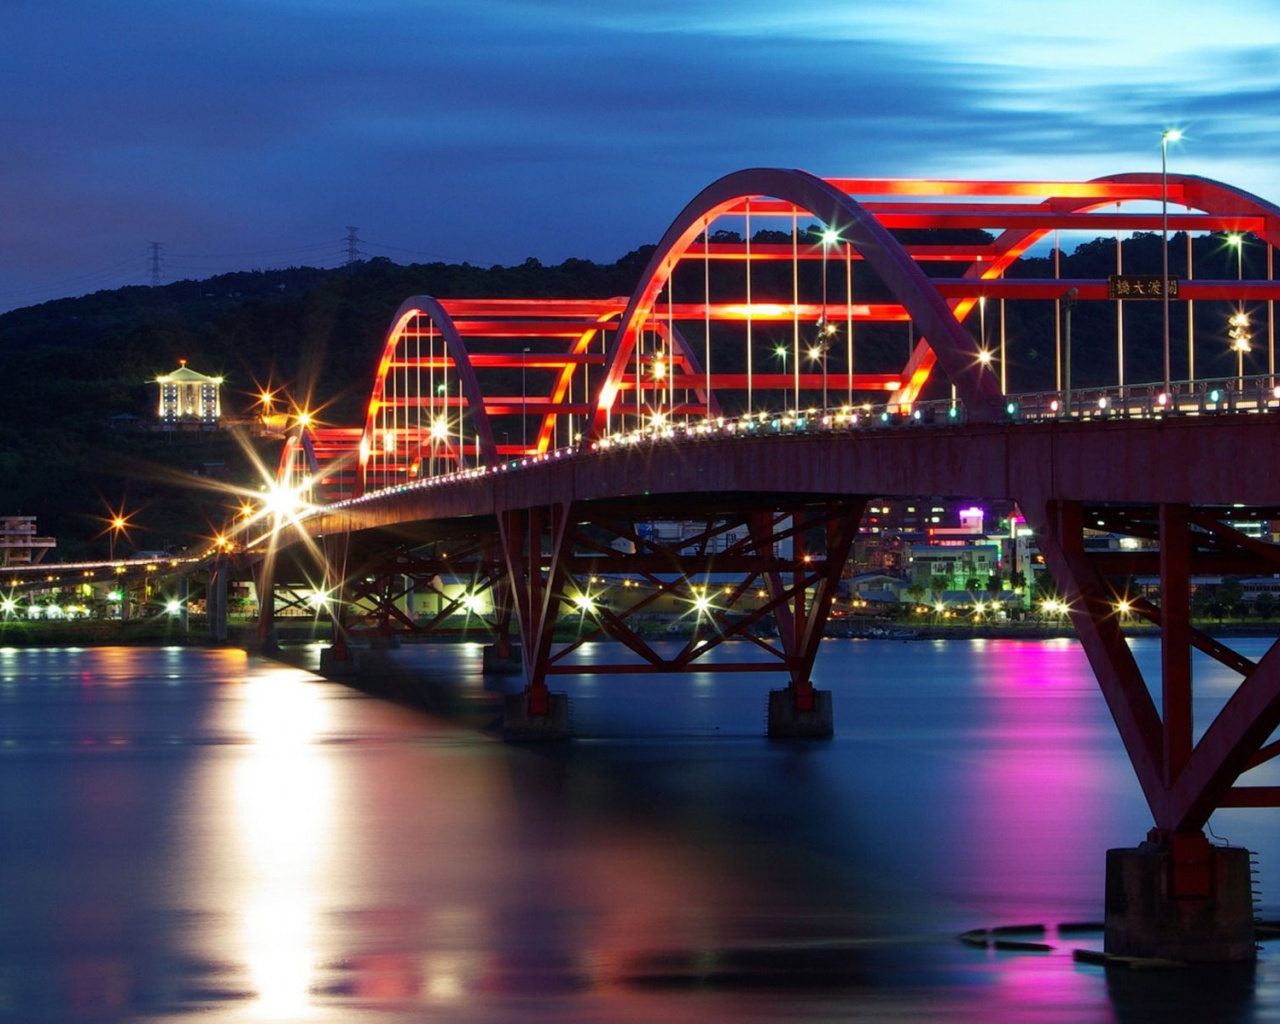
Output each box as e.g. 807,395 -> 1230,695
3,0 -> 1279,311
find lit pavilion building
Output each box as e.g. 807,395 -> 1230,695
155,360 -> 223,429
0,515 -> 55,567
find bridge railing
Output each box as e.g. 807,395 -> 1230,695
320,372 -> 1280,509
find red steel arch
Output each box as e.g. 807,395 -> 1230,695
357,295 -> 623,495
890,172 -> 1280,401
275,168 -> 1280,503
360,296 -> 495,494
586,167 -> 1009,439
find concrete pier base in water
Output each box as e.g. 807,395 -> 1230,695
482,644 -> 523,675
1105,837 -> 1256,962
766,688 -> 833,738
502,692 -> 570,741
319,646 -> 362,676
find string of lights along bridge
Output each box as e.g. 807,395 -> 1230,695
248,167 -> 1280,964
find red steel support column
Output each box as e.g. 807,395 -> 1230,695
789,502 -> 864,709
498,504 -> 574,718
1160,504 -> 1192,788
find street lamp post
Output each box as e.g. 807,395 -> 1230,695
1230,310 -> 1252,391
1161,129 -> 1182,396
1062,288 -> 1078,412
1227,233 -> 1245,280
110,516 -> 126,560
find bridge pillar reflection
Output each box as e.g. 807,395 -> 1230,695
206,554 -> 228,643
319,532 -> 358,673
1031,497 -> 1280,960
253,559 -> 277,653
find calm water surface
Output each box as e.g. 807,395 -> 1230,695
1,637 -> 1278,1022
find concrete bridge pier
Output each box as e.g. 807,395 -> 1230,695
318,638 -> 361,676
502,689 -> 570,741
766,684 -> 834,738
1105,832 -> 1256,962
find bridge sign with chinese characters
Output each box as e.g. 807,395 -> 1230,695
1108,274 -> 1180,299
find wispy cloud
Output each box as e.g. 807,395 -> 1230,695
1,0 -> 1278,310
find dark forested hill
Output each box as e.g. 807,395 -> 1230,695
0,251 -> 655,559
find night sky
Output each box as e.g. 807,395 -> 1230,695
3,0 -> 1279,312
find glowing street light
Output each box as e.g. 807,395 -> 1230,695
1161,128 -> 1183,395
1226,232 -> 1246,280
1230,309 -> 1252,388
429,415 -> 450,476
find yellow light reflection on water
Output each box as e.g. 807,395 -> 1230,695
231,668 -> 335,1019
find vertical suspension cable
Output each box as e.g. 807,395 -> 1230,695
820,228 -> 828,412
430,317 -> 440,473
1054,231 -> 1062,392
745,201 -> 753,415
415,319 -> 422,477
445,333 -> 453,463
1269,242 -> 1275,389
1116,208 -> 1124,390
635,322 -> 642,426
791,208 -> 800,412
845,241 -> 853,406
1187,231 -> 1195,382
670,270 -> 680,422
704,220 -> 711,420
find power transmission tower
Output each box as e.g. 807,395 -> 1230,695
343,227 -> 363,266
148,242 -> 164,287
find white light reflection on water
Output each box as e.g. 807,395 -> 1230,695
229,665 -> 335,1019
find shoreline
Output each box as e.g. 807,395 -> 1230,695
1,618 -> 1277,649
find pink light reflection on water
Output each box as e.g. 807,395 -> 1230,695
948,639 -> 1143,922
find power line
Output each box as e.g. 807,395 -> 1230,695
148,242 -> 163,287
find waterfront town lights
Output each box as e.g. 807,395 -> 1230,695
1161,128 -> 1183,396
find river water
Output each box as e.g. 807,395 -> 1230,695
1,637 -> 1278,1022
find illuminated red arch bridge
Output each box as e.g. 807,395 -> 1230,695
238,167 -> 1280,961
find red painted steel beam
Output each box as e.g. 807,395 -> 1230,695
930,280 -> 1280,302
643,302 -> 909,321
717,205 -> 1254,233
820,178 -> 1171,200
1160,643 -> 1280,831
440,298 -> 627,317
1161,504 -> 1193,785
685,242 -> 1002,262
